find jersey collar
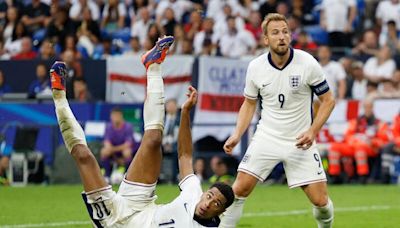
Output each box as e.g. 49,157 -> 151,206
267,47 -> 294,71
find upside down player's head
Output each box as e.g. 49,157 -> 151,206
262,13 -> 291,56
194,182 -> 234,219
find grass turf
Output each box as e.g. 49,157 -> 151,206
0,184 -> 399,227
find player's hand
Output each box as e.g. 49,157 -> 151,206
181,86 -> 197,111
296,129 -> 316,150
224,134 -> 240,155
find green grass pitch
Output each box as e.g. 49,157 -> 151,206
1,184 -> 399,227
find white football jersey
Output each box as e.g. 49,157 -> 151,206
151,174 -> 220,228
244,48 -> 329,142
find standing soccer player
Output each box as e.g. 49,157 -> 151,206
51,36 -> 234,227
220,13 -> 336,228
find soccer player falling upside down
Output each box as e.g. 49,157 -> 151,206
50,36 -> 234,228
220,13 -> 336,228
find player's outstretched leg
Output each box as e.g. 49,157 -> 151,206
51,61 -> 107,192
125,36 -> 174,184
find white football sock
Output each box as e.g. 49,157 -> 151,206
219,197 -> 246,228
313,198 -> 334,228
53,90 -> 87,153
144,64 -> 165,131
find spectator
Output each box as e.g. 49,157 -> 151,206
363,45 -> 396,83
352,30 -> 379,62
146,23 -> 163,48
328,99 -> 390,183
130,7 -> 153,47
73,78 -> 92,102
128,0 -> 152,24
0,70 -> 12,95
365,80 -> 379,101
259,0 -> 278,20
93,37 -> 120,59
37,38 -> 57,61
379,78 -> 400,98
123,36 -> 142,55
317,45 -> 347,99
293,31 -> 318,56
183,9 -> 202,41
76,7 -> 101,57
0,0 -> 23,26
4,22 -> 27,57
383,20 -> 400,56
12,37 -> 37,60
69,0 -> 100,22
193,17 -> 218,55
61,49 -> 83,99
275,1 -> 289,18
20,0 -> 50,35
62,35 -> 82,60
181,38 -> 193,54
375,0 -> 400,47
200,38 -> 214,56
193,157 -> 206,183
219,16 -> 256,58
0,133 -> 12,185
1,7 -> 19,45
339,56 -> 354,99
100,0 -> 127,33
245,10 -> 262,41
155,0 -> 193,23
168,24 -> 184,54
208,156 -> 234,185
291,0 -> 314,25
348,61 -> 368,100
320,0 -> 356,49
100,107 -> 136,183
214,4 -> 245,40
28,63 -> 51,98
287,15 -> 301,43
158,7 -> 177,36
45,6 -> 75,51
231,0 -> 253,19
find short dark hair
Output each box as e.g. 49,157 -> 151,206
210,182 -> 234,208
111,106 -> 123,114
387,20 -> 396,27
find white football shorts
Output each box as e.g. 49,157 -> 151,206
238,130 -> 327,188
81,179 -> 158,227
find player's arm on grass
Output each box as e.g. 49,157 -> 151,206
224,98 -> 257,154
177,86 -> 198,179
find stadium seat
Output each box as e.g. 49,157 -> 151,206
304,25 -> 328,45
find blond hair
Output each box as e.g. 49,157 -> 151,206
262,13 -> 288,35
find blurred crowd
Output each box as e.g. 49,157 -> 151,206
0,0 -> 400,185
0,0 -> 398,101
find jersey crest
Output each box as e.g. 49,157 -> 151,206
289,75 -> 301,89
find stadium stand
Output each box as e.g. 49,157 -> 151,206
0,0 -> 399,185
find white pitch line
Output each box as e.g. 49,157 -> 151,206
0,221 -> 91,228
242,205 -> 396,217
1,205 -> 398,227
